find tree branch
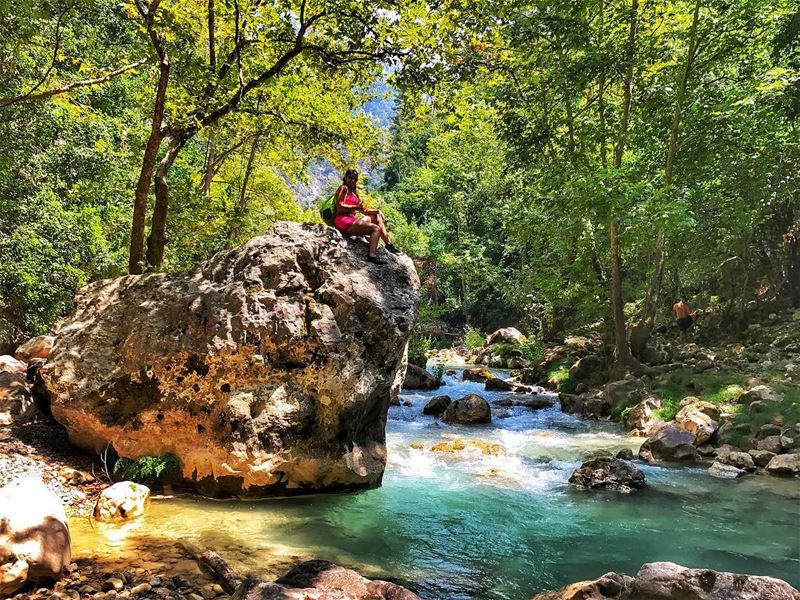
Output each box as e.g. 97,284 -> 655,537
0,59 -> 148,107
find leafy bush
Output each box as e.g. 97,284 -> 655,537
546,359 -> 576,393
114,454 -> 180,483
408,333 -> 432,364
431,363 -> 445,383
520,338 -> 545,362
462,326 -> 485,349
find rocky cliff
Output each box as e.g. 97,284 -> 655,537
42,222 -> 419,497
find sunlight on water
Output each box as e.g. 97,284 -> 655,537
70,368 -> 800,599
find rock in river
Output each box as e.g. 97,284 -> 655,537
533,561 -> 800,599
569,457 -> 645,493
442,394 -> 492,424
638,424 -> 698,463
422,395 -> 451,417
403,364 -> 440,390
41,222 -> 419,497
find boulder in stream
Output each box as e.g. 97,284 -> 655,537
569,457 -> 645,493
638,425 -> 698,463
533,562 -> 800,600
41,222 -> 419,497
403,364 -> 440,390
422,395 -> 451,417
442,394 -> 491,424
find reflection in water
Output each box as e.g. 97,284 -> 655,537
70,369 -> 800,599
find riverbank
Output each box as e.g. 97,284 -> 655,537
5,368 -> 798,599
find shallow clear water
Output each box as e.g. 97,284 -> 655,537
71,369 -> 800,598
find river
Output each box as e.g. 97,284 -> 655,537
70,368 -> 800,599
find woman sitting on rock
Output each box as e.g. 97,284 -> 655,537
334,169 -> 398,263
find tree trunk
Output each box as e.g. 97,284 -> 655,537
129,57 -> 169,274
146,136 -> 186,270
632,0 -> 702,357
204,135 -> 216,197
609,0 -> 638,372
227,133 -> 260,244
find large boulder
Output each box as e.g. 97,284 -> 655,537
568,457 -> 646,493
403,364 -> 440,390
485,327 -> 526,346
569,355 -> 605,385
639,425 -> 698,463
532,572 -> 632,599
604,378 -> 647,411
765,453 -> 800,476
0,355 -> 26,375
626,561 -> 800,599
0,477 -> 71,596
41,223 -> 419,498
737,385 -> 779,404
674,401 -> 719,445
533,562 -> 800,600
624,396 -> 662,434
442,394 -> 492,425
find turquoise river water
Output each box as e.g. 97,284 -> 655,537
71,368 -> 800,599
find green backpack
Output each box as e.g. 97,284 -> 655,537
320,194 -> 336,226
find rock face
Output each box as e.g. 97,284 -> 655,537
94,482 -> 151,521
639,425 -> 698,463
442,394 -> 492,424
42,223 -> 419,497
0,477 -> 71,596
604,378 -> 647,411
532,562 -> 800,600
403,364 -> 440,390
569,458 -> 646,493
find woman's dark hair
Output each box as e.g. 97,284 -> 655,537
344,169 -> 358,182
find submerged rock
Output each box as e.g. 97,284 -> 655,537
569,457 -> 645,493
533,562 -> 800,599
430,438 -> 506,456
42,222 -> 419,497
442,394 -> 492,424
403,364 -> 440,390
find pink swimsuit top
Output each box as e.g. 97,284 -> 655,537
334,189 -> 360,232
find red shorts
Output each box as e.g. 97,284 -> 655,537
334,213 -> 356,233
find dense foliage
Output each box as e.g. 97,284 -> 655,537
1,0 -> 798,361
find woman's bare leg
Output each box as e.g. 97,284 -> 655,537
368,212 -> 391,245
345,218 -> 380,257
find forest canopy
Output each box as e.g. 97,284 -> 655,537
1,0 -> 798,368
